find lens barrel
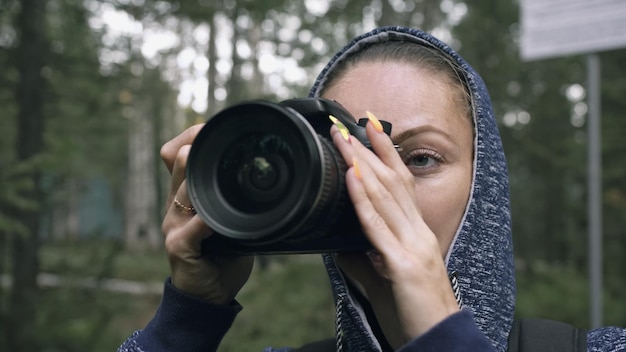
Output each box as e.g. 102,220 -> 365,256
186,101 -> 347,246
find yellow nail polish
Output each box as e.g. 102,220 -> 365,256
366,111 -> 384,133
329,115 -> 350,141
352,157 -> 362,180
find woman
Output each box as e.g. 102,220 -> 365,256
119,27 -> 626,351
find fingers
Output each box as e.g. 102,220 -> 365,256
361,122 -> 419,218
166,145 -> 192,209
164,180 -> 198,232
343,154 -> 406,252
164,180 -> 212,261
165,215 -> 213,261
332,122 -> 417,217
160,125 -> 211,258
332,117 -> 460,342
161,124 -> 205,173
330,123 -> 427,248
161,124 -> 204,212
160,124 -> 255,304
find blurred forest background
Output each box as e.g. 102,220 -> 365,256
1,0 -> 625,351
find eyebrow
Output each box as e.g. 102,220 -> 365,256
391,125 -> 457,146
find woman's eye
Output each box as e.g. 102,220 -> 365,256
404,149 -> 443,169
410,155 -> 436,167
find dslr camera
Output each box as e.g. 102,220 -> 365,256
186,98 -> 393,255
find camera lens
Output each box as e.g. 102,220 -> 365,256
186,101 -> 346,244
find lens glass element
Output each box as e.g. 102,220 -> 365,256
218,133 -> 293,213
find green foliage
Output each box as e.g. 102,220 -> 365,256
40,239 -> 169,282
220,256 -> 335,351
515,264 -> 589,327
29,244 -> 333,352
35,286 -> 161,352
598,48 -> 626,283
515,263 -> 626,328
31,240 -> 165,352
44,0 -> 129,182
0,157 -> 42,236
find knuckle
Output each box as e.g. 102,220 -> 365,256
161,123 -> 203,165
375,187 -> 395,204
370,213 -> 388,230
389,256 -> 414,273
174,145 -> 192,170
399,168 -> 414,185
379,167 -> 404,187
164,230 -> 186,258
362,212 -> 387,234
160,141 -> 176,164
188,123 -> 205,135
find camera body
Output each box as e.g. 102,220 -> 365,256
186,98 -> 392,255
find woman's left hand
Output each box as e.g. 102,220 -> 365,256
331,117 -> 460,348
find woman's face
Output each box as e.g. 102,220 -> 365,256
322,61 -> 474,257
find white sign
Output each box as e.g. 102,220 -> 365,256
520,0 -> 626,61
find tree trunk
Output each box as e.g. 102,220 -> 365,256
378,0 -> 397,27
124,97 -> 160,251
6,0 -> 47,350
248,22 -> 263,97
227,6 -> 247,105
50,178 -> 81,240
206,15 -> 218,118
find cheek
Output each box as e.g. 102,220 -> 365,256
415,178 -> 471,256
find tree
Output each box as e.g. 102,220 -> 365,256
43,0 -> 129,242
5,0 -> 47,350
124,62 -> 177,251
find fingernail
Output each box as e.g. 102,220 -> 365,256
366,111 -> 384,133
352,157 -> 362,180
329,115 -> 351,142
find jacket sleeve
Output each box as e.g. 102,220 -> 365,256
117,278 -> 240,352
397,309 -> 497,352
587,326 -> 626,352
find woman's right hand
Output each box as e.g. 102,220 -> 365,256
160,124 -> 254,305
